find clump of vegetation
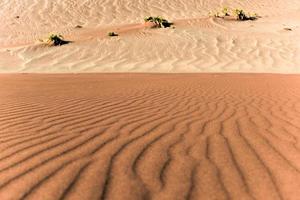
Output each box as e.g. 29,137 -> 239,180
210,7 -> 258,21
75,25 -> 83,29
222,7 -> 230,16
234,9 -> 257,21
144,16 -> 172,28
209,7 -> 231,18
108,32 -> 118,37
209,11 -> 221,18
42,33 -> 69,46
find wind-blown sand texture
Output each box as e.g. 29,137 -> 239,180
0,74 -> 300,200
0,0 -> 300,73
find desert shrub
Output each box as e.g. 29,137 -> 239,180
108,32 -> 118,37
209,11 -> 221,18
144,16 -> 172,28
210,7 -> 258,21
44,33 -> 69,46
234,9 -> 257,21
222,7 -> 230,16
210,7 -> 230,18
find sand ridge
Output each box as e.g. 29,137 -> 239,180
0,0 -> 300,72
0,73 -> 300,199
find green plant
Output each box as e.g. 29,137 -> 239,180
210,7 -> 230,18
222,7 -> 230,16
108,32 -> 118,37
211,11 -> 221,18
144,16 -> 172,28
45,33 -> 69,46
210,7 -> 258,21
234,9 -> 257,21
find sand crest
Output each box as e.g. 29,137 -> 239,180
0,73 -> 299,199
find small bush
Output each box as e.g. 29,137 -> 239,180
144,16 -> 172,28
210,7 -> 258,21
210,11 -> 221,18
108,32 -> 118,37
222,7 -> 230,16
210,7 -> 230,18
44,33 -> 69,46
234,9 -> 257,21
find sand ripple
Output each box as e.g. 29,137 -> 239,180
0,0 -> 300,72
0,74 -> 299,199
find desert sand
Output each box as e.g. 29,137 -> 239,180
1,0 -> 300,199
0,0 -> 300,73
0,74 -> 300,200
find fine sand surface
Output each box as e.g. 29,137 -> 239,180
0,73 -> 300,199
0,0 -> 300,73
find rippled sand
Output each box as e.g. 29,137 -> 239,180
0,74 -> 300,199
0,0 -> 300,72
1,1 -> 300,199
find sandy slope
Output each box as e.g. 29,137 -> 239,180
0,74 -> 300,199
0,0 -> 300,72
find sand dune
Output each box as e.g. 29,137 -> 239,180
0,0 -> 300,72
0,74 -> 299,199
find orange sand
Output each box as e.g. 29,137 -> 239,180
1,0 -> 300,73
0,73 -> 299,200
